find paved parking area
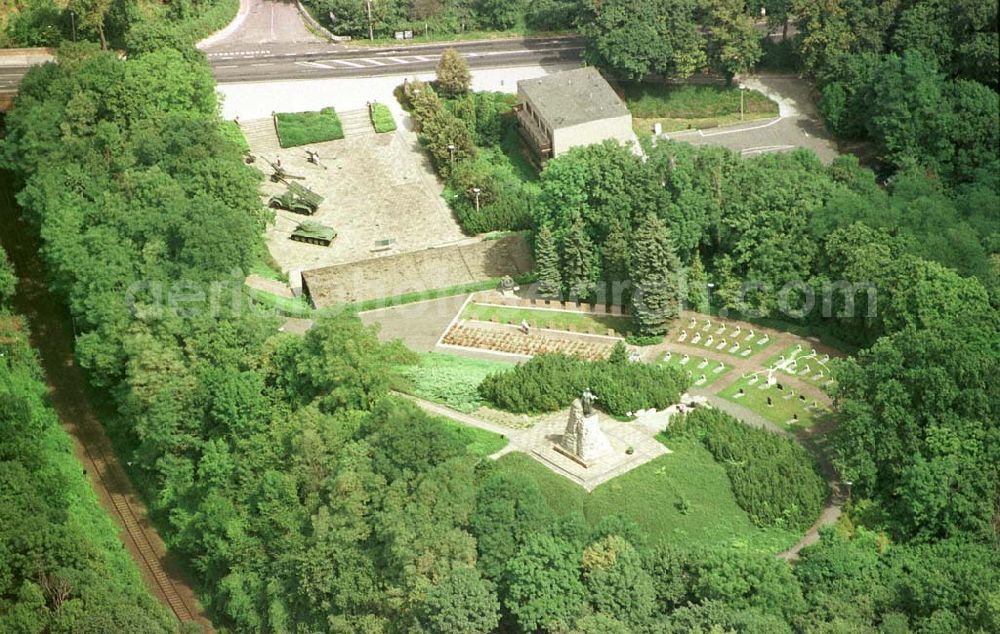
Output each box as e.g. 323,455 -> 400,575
661,74 -> 840,164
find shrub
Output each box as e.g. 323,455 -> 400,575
274,108 -> 344,147
478,352 -> 689,416
370,102 -> 397,133
664,409 -> 828,530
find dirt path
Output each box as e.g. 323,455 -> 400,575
0,173 -> 213,631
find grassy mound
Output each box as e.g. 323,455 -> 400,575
275,108 -> 344,147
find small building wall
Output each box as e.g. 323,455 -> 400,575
552,114 -> 635,156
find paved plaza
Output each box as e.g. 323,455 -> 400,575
242,114 -> 468,276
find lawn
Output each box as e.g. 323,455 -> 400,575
434,416 -> 509,458
394,352 -> 514,413
762,344 -> 840,391
618,82 -> 779,133
370,102 -> 397,133
462,303 -> 631,336
275,108 -> 345,148
659,351 -> 731,388
493,439 -> 798,553
718,373 -> 834,432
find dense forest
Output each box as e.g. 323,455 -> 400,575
0,1 -> 998,633
0,244 -> 175,632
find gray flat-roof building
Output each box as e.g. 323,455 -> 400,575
515,67 -> 634,159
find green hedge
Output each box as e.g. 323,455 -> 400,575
478,347 -> 689,416
370,102 -> 397,133
275,108 -> 344,147
664,408 -> 828,530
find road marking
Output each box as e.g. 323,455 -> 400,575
387,57 -> 409,64
333,59 -> 366,68
362,58 -> 386,66
251,63 -> 275,67
698,116 -> 784,137
413,55 -> 433,61
740,144 -> 795,156
216,65 -> 238,69
298,61 -> 335,69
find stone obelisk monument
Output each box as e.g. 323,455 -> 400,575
556,389 -> 612,466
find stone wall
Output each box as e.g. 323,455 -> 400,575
302,234 -> 533,308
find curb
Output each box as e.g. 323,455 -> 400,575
197,0 -> 252,50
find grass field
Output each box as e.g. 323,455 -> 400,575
659,351 -> 731,388
762,344 -> 840,391
394,352 -> 513,413
718,374 -> 833,432
434,416 -> 509,457
275,108 -> 345,148
463,303 -> 631,335
619,82 -> 779,133
494,439 -> 798,553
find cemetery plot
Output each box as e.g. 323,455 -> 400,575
762,344 -> 840,392
673,316 -> 775,359
461,302 -> 630,336
718,372 -> 833,431
441,322 -> 616,361
659,350 -> 732,388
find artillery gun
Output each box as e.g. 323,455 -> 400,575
268,182 -> 325,215
264,157 -> 306,183
290,221 -> 337,247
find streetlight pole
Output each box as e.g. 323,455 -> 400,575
472,187 -> 481,211
366,0 -> 374,41
740,87 -> 745,121
447,143 -> 455,169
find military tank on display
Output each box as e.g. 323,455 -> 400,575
268,182 -> 324,215
290,221 -> 337,247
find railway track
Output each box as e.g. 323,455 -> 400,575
0,172 -> 211,631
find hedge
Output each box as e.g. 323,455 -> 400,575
370,102 -> 397,133
275,108 -> 344,147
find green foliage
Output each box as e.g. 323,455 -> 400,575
413,567 -> 500,633
629,212 -> 683,336
274,108 -> 345,148
395,352 -> 510,413
0,247 -> 15,307
436,48 -> 472,95
834,319 -> 999,541
666,409 -> 828,530
369,101 -> 397,133
478,353 -> 689,416
0,315 -> 175,632
620,81 -> 778,121
503,534 -> 587,632
534,224 -> 562,297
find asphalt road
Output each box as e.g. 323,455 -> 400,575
209,37 -> 585,83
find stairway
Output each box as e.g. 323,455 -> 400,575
241,118 -> 282,154
338,108 -> 376,138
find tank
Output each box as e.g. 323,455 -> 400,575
290,222 -> 337,246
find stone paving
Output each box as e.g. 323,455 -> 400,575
405,395 -> 672,492
241,113 -> 467,276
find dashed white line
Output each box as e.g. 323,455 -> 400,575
334,59 -> 366,68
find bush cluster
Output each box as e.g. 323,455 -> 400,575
403,81 -> 535,235
665,409 -> 828,530
478,347 -> 689,416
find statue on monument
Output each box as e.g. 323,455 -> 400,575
557,390 -> 612,465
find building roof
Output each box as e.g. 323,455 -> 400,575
518,67 -> 629,128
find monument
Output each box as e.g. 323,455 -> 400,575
556,389 -> 612,466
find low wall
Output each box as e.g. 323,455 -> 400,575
302,234 -> 534,308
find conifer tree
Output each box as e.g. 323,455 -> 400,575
629,213 -> 682,336
687,251 -> 709,312
561,218 -> 598,301
534,224 -> 562,298
436,48 -> 471,96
